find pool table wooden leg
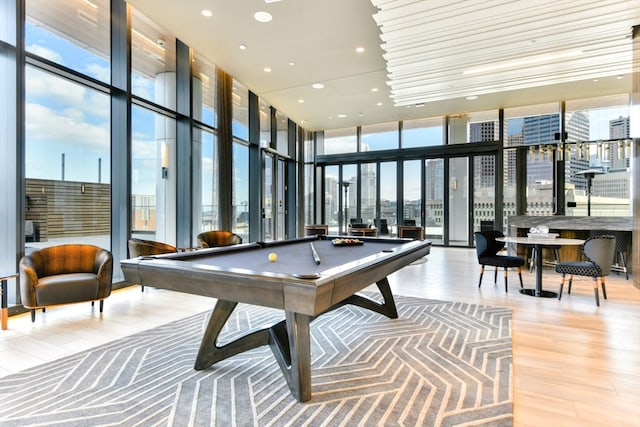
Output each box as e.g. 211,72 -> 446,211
340,277 -> 398,319
194,299 -> 270,370
269,311 -> 312,402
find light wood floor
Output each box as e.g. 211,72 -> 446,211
1,247 -> 639,426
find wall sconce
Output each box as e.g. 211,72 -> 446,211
603,143 -> 610,161
161,142 -> 169,180
625,139 -> 632,159
617,140 -> 624,159
452,178 -> 457,191
557,143 -> 564,161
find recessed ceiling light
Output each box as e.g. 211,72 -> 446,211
300,120 -> 307,125
263,67 -> 272,72
265,0 -> 283,3
201,9 -> 213,17
239,44 -> 247,50
337,114 -> 347,118
355,46 -> 365,53
371,87 -> 378,92
254,11 -> 272,22
593,78 -> 599,82
377,102 -> 383,106
466,95 -> 478,100
289,61 -> 295,66
298,99 -> 304,103
312,83 -> 324,89
616,75 -> 624,79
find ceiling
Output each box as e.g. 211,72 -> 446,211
126,0 -> 639,131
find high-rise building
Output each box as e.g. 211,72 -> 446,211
609,116 -> 630,171
523,114 -> 559,185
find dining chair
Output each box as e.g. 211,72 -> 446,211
555,234 -> 616,306
589,230 -> 629,280
474,230 -> 525,292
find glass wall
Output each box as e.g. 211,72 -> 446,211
131,105 -> 175,243
403,117 -> 444,147
403,160 -> 422,225
25,66 -> 111,248
193,127 -> 218,237
232,79 -> 249,140
192,52 -> 216,127
276,110 -> 288,155
360,163 -> 377,228
259,99 -> 271,148
324,165 -> 339,233
233,141 -> 249,241
322,127 -> 357,155
505,103 -> 560,216
361,122 -> 398,151
26,0 -> 110,84
131,8 -> 176,109
380,162 -> 397,234
564,95 -> 631,216
424,158 -> 444,244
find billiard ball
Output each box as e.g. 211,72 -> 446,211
268,252 -> 277,262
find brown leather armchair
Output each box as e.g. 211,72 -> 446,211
197,230 -> 243,248
128,238 -> 178,291
19,244 -> 113,322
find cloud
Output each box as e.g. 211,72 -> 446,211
26,44 -> 63,63
84,63 -> 110,83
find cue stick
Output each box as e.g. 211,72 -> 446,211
309,242 -> 321,265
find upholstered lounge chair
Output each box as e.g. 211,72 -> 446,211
474,230 -> 525,292
197,230 -> 243,248
19,244 -> 113,322
128,238 -> 178,291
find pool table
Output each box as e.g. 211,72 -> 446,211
120,235 -> 431,402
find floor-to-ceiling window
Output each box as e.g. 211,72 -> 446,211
424,158 -> 444,244
131,106 -> 175,243
25,66 -> 111,249
232,80 -> 249,241
191,52 -> 218,240
24,1 -> 112,251
564,95 -> 631,217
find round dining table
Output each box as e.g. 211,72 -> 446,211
497,236 -> 585,298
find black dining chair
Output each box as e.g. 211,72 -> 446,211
555,235 -> 616,306
474,230 -> 525,292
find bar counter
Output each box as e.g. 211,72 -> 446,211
507,216 -> 633,273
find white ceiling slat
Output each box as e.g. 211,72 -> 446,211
372,0 -> 639,107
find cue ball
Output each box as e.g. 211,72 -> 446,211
268,252 -> 277,262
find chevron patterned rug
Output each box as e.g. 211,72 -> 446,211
0,295 -> 512,426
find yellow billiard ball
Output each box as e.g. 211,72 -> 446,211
268,252 -> 278,262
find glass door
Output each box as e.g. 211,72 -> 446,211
424,158 -> 444,244
448,157 -> 469,246
262,152 -> 274,241
276,158 -> 286,240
